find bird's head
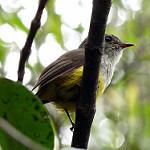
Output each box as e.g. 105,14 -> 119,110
103,34 -> 134,64
79,34 -> 134,65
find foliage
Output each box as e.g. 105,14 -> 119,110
0,78 -> 54,150
0,0 -> 150,149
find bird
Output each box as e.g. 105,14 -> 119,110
33,34 -> 133,128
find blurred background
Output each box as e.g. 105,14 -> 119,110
0,0 -> 150,149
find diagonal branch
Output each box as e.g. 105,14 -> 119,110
17,0 -> 48,83
0,117 -> 48,150
71,0 -> 111,149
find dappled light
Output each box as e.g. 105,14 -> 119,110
0,0 -> 150,149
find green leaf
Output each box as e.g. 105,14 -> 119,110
0,7 -> 28,33
0,40 -> 8,64
0,78 -> 54,150
35,0 -> 64,48
46,0 -> 63,47
74,24 -> 84,33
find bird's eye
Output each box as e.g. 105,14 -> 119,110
105,36 -> 112,42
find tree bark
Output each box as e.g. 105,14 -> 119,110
71,0 -> 111,149
17,0 -> 48,83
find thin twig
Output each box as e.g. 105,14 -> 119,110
71,0 -> 111,149
0,117 -> 48,150
17,0 -> 48,83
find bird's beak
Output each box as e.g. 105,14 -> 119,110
120,43 -> 134,49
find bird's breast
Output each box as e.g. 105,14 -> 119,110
63,66 -> 105,98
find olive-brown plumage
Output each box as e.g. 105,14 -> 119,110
33,34 -> 133,112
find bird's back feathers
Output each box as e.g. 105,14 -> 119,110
33,48 -> 85,90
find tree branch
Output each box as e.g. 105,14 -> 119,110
0,117 -> 48,150
17,0 -> 48,83
71,0 -> 111,149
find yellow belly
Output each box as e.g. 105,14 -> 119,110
39,67 -> 105,111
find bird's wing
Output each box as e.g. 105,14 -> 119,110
32,48 -> 85,90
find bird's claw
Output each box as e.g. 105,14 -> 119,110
70,123 -> 75,132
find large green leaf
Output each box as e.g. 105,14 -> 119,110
0,78 -> 54,150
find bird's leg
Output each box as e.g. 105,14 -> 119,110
64,109 -> 75,131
